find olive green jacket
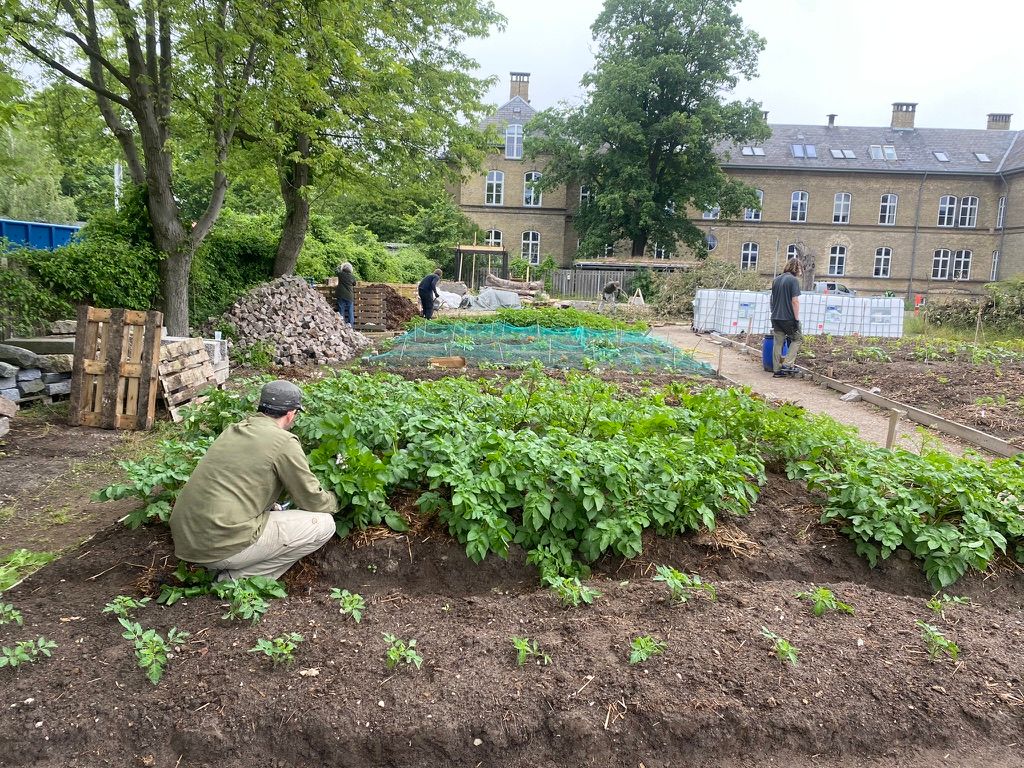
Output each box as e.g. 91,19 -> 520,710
169,414 -> 337,563
336,270 -> 356,302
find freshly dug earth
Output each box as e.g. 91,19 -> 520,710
2,474 -> 1023,768
375,284 -> 418,330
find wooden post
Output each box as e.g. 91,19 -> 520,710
886,409 -> 906,450
717,344 -> 724,375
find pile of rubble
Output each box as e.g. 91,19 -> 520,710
213,276 -> 371,367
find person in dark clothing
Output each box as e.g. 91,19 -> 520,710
770,258 -> 803,377
418,268 -> 442,319
335,262 -> 356,326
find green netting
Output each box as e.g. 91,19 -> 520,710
364,320 -> 714,374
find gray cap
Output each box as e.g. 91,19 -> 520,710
259,380 -> 304,414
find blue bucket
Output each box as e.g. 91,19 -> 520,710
762,335 -> 789,372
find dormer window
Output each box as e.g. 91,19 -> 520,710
505,124 -> 523,160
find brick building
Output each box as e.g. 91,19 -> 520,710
453,74 -> 1024,296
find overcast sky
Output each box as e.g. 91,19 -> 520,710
461,0 -> 1024,130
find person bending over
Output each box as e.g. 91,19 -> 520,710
169,380 -> 337,580
418,268 -> 443,320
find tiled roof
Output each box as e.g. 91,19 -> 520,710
479,96 -> 536,130
720,124 -> 1024,175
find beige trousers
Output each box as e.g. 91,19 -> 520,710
202,509 -> 335,580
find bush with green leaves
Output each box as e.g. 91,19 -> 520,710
0,637 -> 56,669
119,620 -> 189,684
653,566 -> 716,604
411,306 -> 647,332
653,259 -> 766,319
249,633 -> 304,666
795,587 -> 854,617
329,589 -> 365,623
0,550 -> 56,592
629,635 -> 667,665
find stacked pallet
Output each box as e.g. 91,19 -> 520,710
158,339 -> 218,422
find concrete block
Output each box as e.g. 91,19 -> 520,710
45,380 -> 72,396
0,362 -> 16,378
3,337 -> 74,355
1,388 -> 21,401
49,320 -> 77,335
0,397 -> 16,418
17,379 -> 45,396
0,377 -> 15,390
0,343 -> 41,368
16,368 -> 42,382
41,372 -> 71,384
37,354 -> 74,373
0,417 -> 8,439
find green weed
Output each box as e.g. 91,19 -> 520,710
383,633 -> 422,670
761,628 -> 799,665
795,587 -> 854,617
629,635 -> 667,665
249,633 -> 304,666
0,637 -> 56,668
652,565 -> 716,604
510,636 -> 551,666
916,620 -> 960,661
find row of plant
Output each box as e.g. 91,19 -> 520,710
97,368 -> 1024,588
407,307 -> 649,333
800,335 -> 1024,367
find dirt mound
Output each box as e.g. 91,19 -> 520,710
214,276 -> 371,366
375,284 -> 418,329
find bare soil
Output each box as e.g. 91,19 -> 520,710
2,379 -> 1024,768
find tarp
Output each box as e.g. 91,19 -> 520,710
463,288 -> 522,311
436,290 -> 463,309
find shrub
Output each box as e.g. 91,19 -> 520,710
653,259 -> 766,319
924,279 -> 1024,333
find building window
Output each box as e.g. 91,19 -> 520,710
485,171 -> 504,206
869,145 -> 883,160
752,147 -> 765,156
706,232 -> 718,251
873,247 -> 892,278
740,242 -> 759,271
991,250 -> 1000,281
937,195 -> 957,227
786,244 -> 800,260
580,186 -> 592,205
997,196 -> 1006,229
934,151 -> 950,162
932,249 -> 951,279
702,206 -> 720,220
652,243 -> 669,259
833,192 -> 852,224
741,146 -> 765,156
790,191 -> 808,222
951,250 -> 972,280
744,189 -> 763,221
505,124 -> 523,160
975,153 -> 991,162
957,196 -> 978,228
791,144 -> 804,158
828,245 -> 846,276
883,145 -> 897,160
524,171 -> 542,207
879,194 -> 898,225
521,231 -> 540,264
604,243 -> 614,257
485,229 -> 502,247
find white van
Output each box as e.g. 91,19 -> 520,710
812,281 -> 856,296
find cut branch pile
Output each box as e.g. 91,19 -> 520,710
214,277 -> 371,366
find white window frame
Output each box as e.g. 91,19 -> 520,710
484,229 -> 502,247
521,230 -> 540,265
805,145 -> 817,158
740,242 -> 759,271
702,206 -> 720,220
991,250 -> 1000,281
786,244 -> 800,260
653,243 -> 669,260
523,171 -> 542,207
790,191 -> 808,223
485,170 -> 504,206
997,196 -> 1006,229
883,145 -> 897,160
879,194 -> 898,226
504,124 -> 523,160
828,245 -> 847,276
934,151 -> 950,162
833,192 -> 852,224
937,195 -> 957,227
580,186 -> 592,205
604,243 -> 614,257
791,144 -> 805,158
957,196 -> 978,228
744,189 -> 763,221
869,145 -> 883,160
932,249 -> 951,280
873,247 -> 892,278
951,250 -> 972,280
752,147 -> 765,156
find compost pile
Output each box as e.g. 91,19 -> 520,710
376,284 -> 418,329
214,276 -> 371,366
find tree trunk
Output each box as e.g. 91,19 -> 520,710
631,233 -> 648,259
273,133 -> 312,277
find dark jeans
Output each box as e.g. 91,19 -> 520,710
338,298 -> 354,326
771,319 -> 802,371
419,291 -> 435,320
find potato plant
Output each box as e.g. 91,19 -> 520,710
249,633 -> 304,666
0,637 -> 56,668
329,589 -> 365,623
795,587 -> 854,617
653,565 -> 716,604
0,603 -> 23,626
629,635 -> 667,665
119,620 -> 189,684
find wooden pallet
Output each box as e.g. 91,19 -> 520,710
158,339 -> 218,422
353,285 -> 388,330
69,306 -> 163,430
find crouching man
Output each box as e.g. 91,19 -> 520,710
169,380 -> 337,580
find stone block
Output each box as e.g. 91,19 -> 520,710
0,417 -> 8,439
37,354 -> 74,373
46,380 -> 72,396
41,372 -> 71,384
0,362 -> 16,378
0,377 -> 14,390
16,368 -> 42,382
17,379 -> 45,396
3,337 -> 74,355
0,396 -> 16,418
0,389 -> 18,402
49,320 -> 78,335
0,343 -> 41,368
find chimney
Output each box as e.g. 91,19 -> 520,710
827,114 -> 837,128
987,113 -> 1012,130
891,102 -> 917,130
509,72 -> 531,103
761,110 -> 769,121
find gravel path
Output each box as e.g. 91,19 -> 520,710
653,324 -> 972,455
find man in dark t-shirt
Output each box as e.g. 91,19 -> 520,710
418,268 -> 443,319
770,259 -> 803,377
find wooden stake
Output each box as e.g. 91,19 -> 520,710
886,409 -> 906,450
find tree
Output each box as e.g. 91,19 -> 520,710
0,123 -> 79,223
529,0 -> 769,259
3,0 -> 270,334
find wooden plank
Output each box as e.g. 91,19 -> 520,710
160,338 -> 206,360
158,350 -> 211,375
68,303 -> 91,426
115,363 -> 143,378
87,307 -> 112,323
99,308 -> 125,430
136,311 -> 162,430
163,364 -> 214,392
122,309 -> 149,326
167,380 -> 215,407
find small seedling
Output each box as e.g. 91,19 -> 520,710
0,602 -> 23,626
120,619 -> 189,684
102,595 -> 152,620
547,576 -> 601,608
926,593 -> 970,617
795,587 -> 854,617
249,633 -> 304,666
0,637 -> 56,668
761,627 -> 799,665
917,620 -> 960,661
329,589 -> 365,623
383,633 -> 422,670
629,635 -> 667,665
652,565 -> 717,604
510,636 -> 551,666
